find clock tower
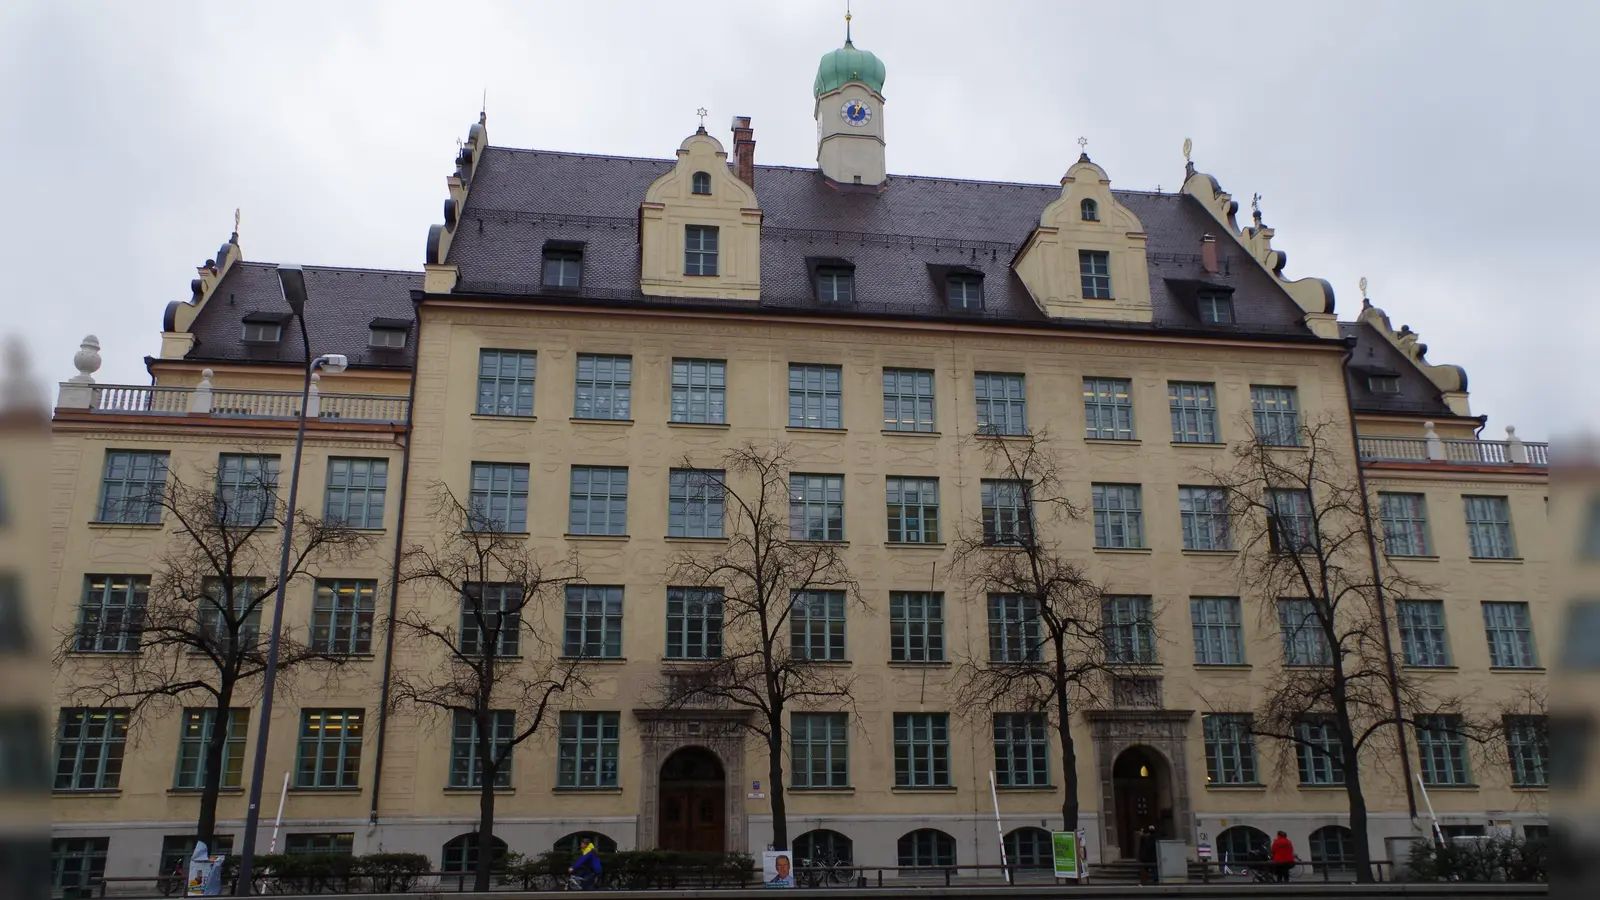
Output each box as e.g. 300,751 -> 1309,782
813,23 -> 887,187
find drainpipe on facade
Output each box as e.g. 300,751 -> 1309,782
369,312 -> 423,830
1340,344 -> 1419,821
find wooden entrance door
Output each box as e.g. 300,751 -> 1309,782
658,748 -> 727,853
1113,747 -> 1163,859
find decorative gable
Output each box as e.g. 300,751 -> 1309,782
1012,157 -> 1152,322
639,129 -> 762,301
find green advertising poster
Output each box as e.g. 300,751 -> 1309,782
1052,831 -> 1079,879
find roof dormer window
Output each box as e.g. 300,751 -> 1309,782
691,171 -> 712,195
240,313 -> 286,344
542,243 -> 583,289
816,265 -> 855,304
1081,198 -> 1099,222
1369,375 -> 1401,394
1197,290 -> 1235,325
947,272 -> 984,310
368,318 -> 410,349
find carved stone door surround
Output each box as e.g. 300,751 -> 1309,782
634,708 -> 751,853
1086,709 -> 1195,863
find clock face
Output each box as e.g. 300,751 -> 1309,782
840,99 -> 872,127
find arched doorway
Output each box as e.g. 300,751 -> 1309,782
658,747 -> 726,852
1112,746 -> 1172,858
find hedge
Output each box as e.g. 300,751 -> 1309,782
499,849 -> 755,890
1406,837 -> 1546,883
248,852 -> 431,894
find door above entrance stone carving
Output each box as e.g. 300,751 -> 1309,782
635,709 -> 750,853
1087,709 -> 1195,863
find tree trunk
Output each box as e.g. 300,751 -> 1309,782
1334,690 -> 1375,883
474,778 -> 497,892
195,680 -> 236,847
1054,654 -> 1079,831
767,726 -> 789,851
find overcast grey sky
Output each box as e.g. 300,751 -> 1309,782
1,1 -> 1588,439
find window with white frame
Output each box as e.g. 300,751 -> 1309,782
542,247 -> 582,288
947,273 -> 984,310
1079,250 -> 1112,298
1198,291 -> 1235,324
816,265 -> 855,303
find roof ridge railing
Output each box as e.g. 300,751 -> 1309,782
64,383 -> 408,425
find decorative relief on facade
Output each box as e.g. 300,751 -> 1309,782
1087,709 -> 1195,861
634,708 -> 751,852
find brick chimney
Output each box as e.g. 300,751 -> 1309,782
1200,234 -> 1219,275
731,116 -> 755,189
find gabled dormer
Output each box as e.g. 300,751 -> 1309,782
639,128 -> 762,301
1012,155 -> 1152,322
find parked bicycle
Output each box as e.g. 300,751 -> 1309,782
795,851 -> 858,888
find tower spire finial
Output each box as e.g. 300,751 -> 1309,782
845,1 -> 852,44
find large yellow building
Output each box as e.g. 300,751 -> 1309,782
43,34 -> 1550,890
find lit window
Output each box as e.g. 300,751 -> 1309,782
1083,377 -> 1134,440
294,710 -> 364,789
1250,385 -> 1302,446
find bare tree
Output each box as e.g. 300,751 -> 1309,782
390,484 -> 590,892
950,430 -> 1132,832
57,457 -> 371,848
1204,417 -> 1493,882
653,442 -> 860,851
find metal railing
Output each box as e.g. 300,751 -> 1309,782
1358,436 -> 1548,467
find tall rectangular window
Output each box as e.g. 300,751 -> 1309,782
1083,378 -> 1135,440
461,583 -> 522,657
1482,601 -> 1537,668
1398,600 -> 1451,667
174,709 -> 247,790
789,474 -> 844,541
1092,483 -> 1144,549
890,591 -> 944,663
467,462 -> 528,532
1179,486 -> 1231,551
791,713 -> 849,789
1169,382 -> 1218,444
1295,717 -> 1344,785
295,709 -> 363,789
1079,249 -> 1112,298
684,225 -> 719,276
1267,488 -> 1316,553
1191,597 -> 1245,666
310,579 -> 376,655
975,372 -> 1027,436
557,711 -> 620,788
284,834 -> 354,855
893,712 -> 950,788
993,713 -> 1049,787
51,837 -> 109,896
668,469 -> 724,538
886,476 -> 939,544
574,354 -> 632,420
1198,291 -> 1235,324
216,454 -> 280,526
568,466 -> 628,536
449,709 -> 514,789
816,266 -> 854,303
1250,385 -> 1302,446
542,248 -> 582,288
1416,715 -> 1471,786
883,368 -> 936,432
988,594 -> 1041,663
789,364 -> 843,429
96,449 -> 168,524
1504,715 -> 1548,787
670,358 -> 726,424
75,575 -> 148,653
666,587 -> 722,660
1203,713 -> 1258,785
54,708 -> 129,791
1103,595 -> 1156,664
1379,492 -> 1432,557
1279,598 -> 1332,666
982,479 -> 1031,545
324,458 -> 387,529
1464,496 -> 1516,559
197,577 -> 264,654
564,586 -> 623,659
476,349 -> 536,417
791,590 -> 847,661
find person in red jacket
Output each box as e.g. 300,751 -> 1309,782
1270,831 -> 1296,882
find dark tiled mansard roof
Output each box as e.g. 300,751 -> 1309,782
444,148 -> 1316,335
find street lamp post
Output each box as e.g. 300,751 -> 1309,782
235,265 -> 348,895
